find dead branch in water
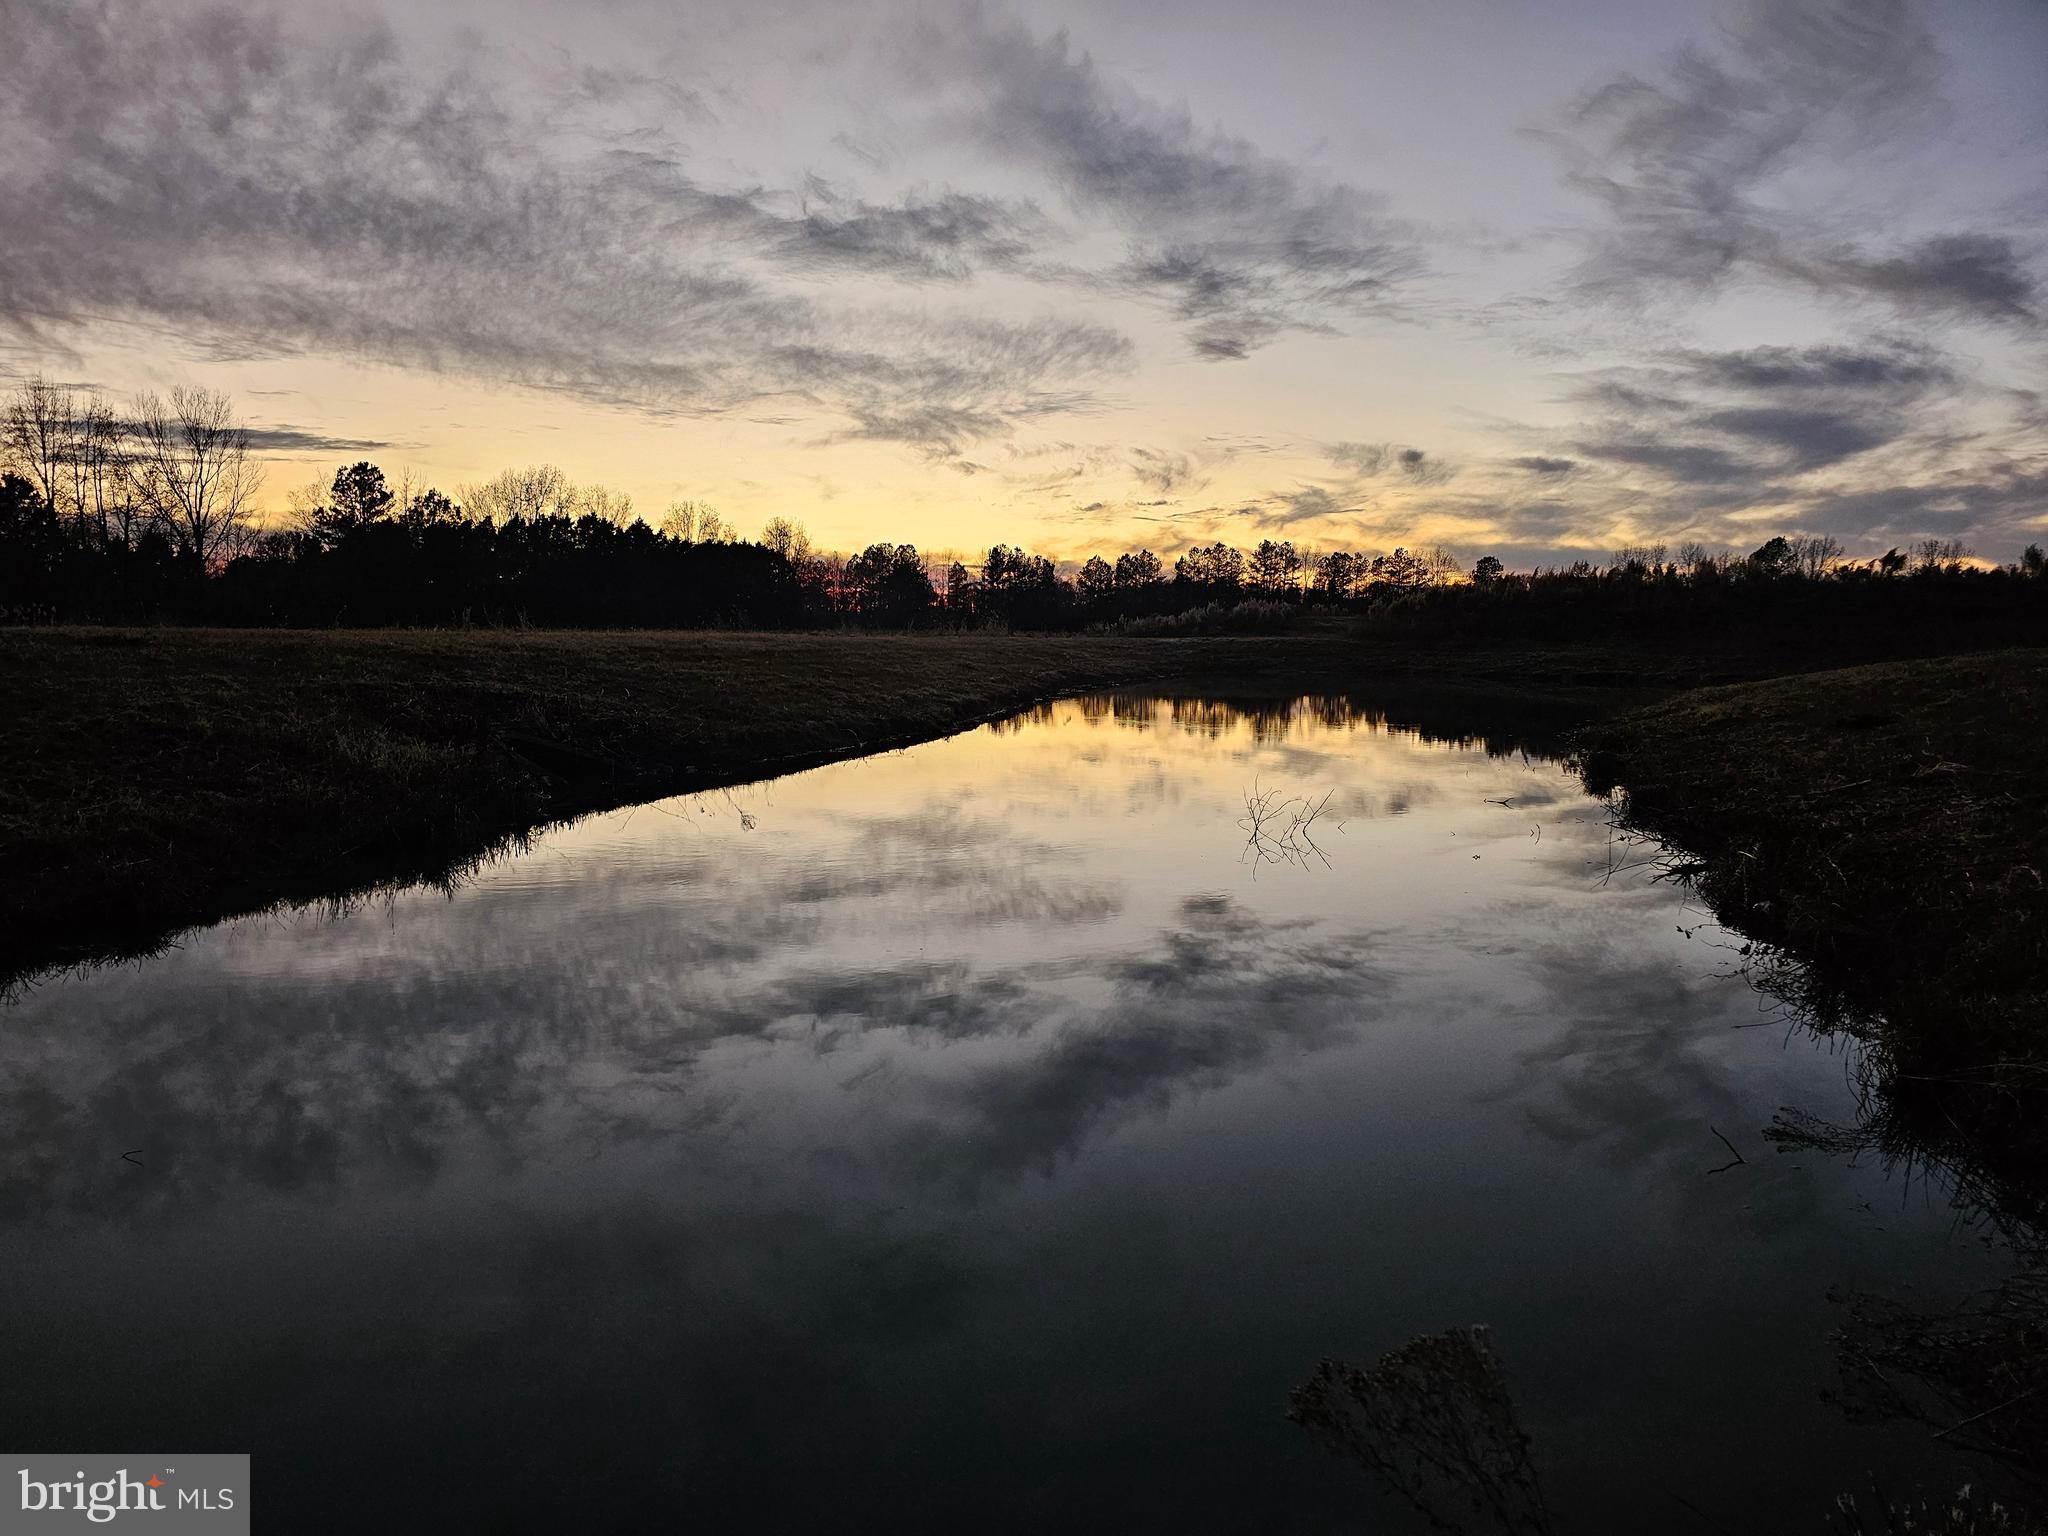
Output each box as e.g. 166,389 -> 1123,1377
1238,781 -> 1344,873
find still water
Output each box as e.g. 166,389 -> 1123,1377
0,691 -> 2005,1531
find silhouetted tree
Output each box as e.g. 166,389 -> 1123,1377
1792,533 -> 1843,579
761,516 -> 811,564
1371,547 -> 1429,589
1,376 -> 68,515
1175,542 -> 1244,591
1248,538 -> 1303,595
1313,550 -> 1360,599
843,542 -> 936,625
1473,555 -> 1504,586
1748,536 -> 1796,578
1114,549 -> 1163,590
1077,555 -> 1115,604
128,386 -> 262,569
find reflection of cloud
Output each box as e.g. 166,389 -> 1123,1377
1502,944 -> 1745,1168
917,895 -> 1390,1183
694,960 -> 1045,1045
0,875 -> 1385,1221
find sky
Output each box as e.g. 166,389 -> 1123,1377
1,0 -> 2044,566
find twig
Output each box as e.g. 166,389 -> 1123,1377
1706,1125 -> 1747,1174
1664,1489 -> 1738,1536
1930,1385 -> 2039,1442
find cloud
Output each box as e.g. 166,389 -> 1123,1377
1564,335 -> 1961,485
240,425 -> 397,454
1677,340 -> 1956,394
1697,406 -> 1891,471
1509,455 -> 1578,476
1130,447 -> 1197,495
777,181 -> 1048,282
1551,0 -> 2038,325
1465,330 -> 2048,556
900,8 -> 1423,358
1327,441 -> 1456,485
0,0 -> 1129,456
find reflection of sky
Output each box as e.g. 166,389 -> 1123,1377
0,693 -> 2009,1531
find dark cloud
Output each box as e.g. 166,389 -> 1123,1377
1811,234 -> 2038,324
1509,455 -> 1578,476
1698,406 -> 1890,471
1569,437 -> 1754,486
905,9 -> 1422,358
779,182 -> 1047,282
241,425 -> 397,454
1678,341 -> 1956,394
1552,0 -> 2038,326
0,0 -> 1129,455
1565,336 -> 1960,485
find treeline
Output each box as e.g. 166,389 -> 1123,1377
4,377 -> 2046,639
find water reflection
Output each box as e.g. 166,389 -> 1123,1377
0,690 -> 2011,1531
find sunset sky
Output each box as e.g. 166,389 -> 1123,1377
2,0 -> 2044,565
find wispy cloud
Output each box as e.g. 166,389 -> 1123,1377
0,0 -> 1128,455
1327,441 -> 1456,486
1549,0 -> 2039,326
897,7 -> 1424,359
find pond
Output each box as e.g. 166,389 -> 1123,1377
0,689 -> 2010,1531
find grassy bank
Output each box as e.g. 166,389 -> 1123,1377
1578,649 -> 2048,1222
1578,649 -> 2048,1061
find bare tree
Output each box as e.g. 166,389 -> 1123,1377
661,498 -> 716,542
577,484 -> 636,526
128,386 -> 263,567
1609,542 -> 1667,575
1913,537 -> 1974,572
760,516 -> 812,563
1791,533 -> 1843,579
64,393 -> 126,546
2,375 -> 73,514
1674,541 -> 1720,576
459,464 -> 573,523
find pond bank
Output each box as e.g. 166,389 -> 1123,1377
0,625 -> 2029,991
1578,649 -> 2048,1222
